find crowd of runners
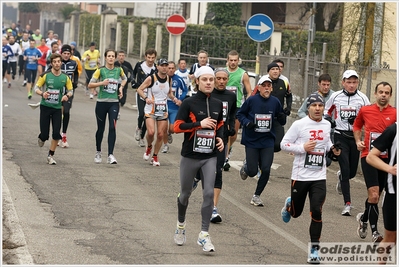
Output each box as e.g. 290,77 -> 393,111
3,23 -> 396,264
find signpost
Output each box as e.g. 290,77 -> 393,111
246,14 -> 274,83
166,14 -> 187,62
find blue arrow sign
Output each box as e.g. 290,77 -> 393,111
246,14 -> 274,42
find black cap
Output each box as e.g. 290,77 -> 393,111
89,41 -> 96,46
267,62 -> 280,72
61,44 -> 72,53
158,58 -> 168,65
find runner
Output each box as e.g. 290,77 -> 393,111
23,39 -> 42,99
188,50 -> 214,96
366,123 -> 397,264
172,66 -> 224,252
34,53 -> 73,165
223,50 -> 252,171
174,58 -> 190,96
2,36 -> 13,85
82,41 -> 101,98
114,50 -> 134,119
88,49 -> 127,164
324,70 -> 370,216
131,48 -> 157,147
236,75 -> 286,206
6,35 -> 22,88
353,81 -> 396,243
58,44 -> 79,148
280,93 -> 341,264
136,58 -> 175,166
161,61 -> 188,153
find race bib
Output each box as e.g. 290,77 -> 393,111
226,86 -> 237,94
370,132 -> 387,156
304,148 -> 325,169
193,129 -> 215,153
45,89 -> 60,104
222,101 -> 228,122
104,78 -> 118,94
254,114 -> 272,132
88,60 -> 97,68
340,105 -> 357,121
154,100 -> 167,116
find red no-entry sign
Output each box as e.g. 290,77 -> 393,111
166,14 -> 186,35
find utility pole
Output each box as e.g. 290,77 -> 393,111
303,3 -> 316,98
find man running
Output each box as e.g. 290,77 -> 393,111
137,58 -> 176,166
35,53 -> 73,165
353,81 -> 396,242
280,93 -> 341,264
324,70 -> 370,216
173,66 -> 224,252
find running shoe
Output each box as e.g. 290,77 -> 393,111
61,135 -> 69,148
356,213 -> 368,239
210,207 -> 222,223
161,144 -> 169,153
107,154 -> 117,164
307,247 -> 320,264
336,170 -> 342,195
28,102 -> 40,110
138,138 -> 145,147
94,151 -> 102,163
197,232 -> 215,252
150,155 -> 160,166
250,195 -> 264,206
117,112 -> 120,120
47,155 -> 56,165
192,177 -> 200,192
143,146 -> 152,160
28,92 -> 32,99
167,133 -> 173,144
341,202 -> 352,216
174,221 -> 186,246
223,159 -> 230,171
38,138 -> 45,147
239,160 -> 248,180
371,231 -> 383,243
135,127 -> 141,141
89,93 -> 93,99
7,83 -> 11,88
22,80 -> 27,86
281,196 -> 292,223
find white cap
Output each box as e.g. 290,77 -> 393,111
258,75 -> 272,85
342,70 -> 359,80
194,66 -> 215,78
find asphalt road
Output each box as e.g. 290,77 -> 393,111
2,78 -> 387,266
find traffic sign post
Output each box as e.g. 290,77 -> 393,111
246,14 -> 274,83
166,14 -> 187,62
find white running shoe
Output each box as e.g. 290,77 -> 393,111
143,146 -> 152,160
356,213 -> 368,239
174,221 -> 186,246
150,156 -> 160,166
107,154 -> 117,164
161,144 -> 169,153
89,93 -> 94,99
47,156 -> 56,165
61,136 -> 69,148
250,195 -> 264,206
197,232 -> 215,252
94,151 -> 102,163
341,203 -> 352,216
135,127 -> 141,141
138,138 -> 145,147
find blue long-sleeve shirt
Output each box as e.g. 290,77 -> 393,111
2,44 -> 14,62
167,74 -> 188,110
237,94 -> 285,149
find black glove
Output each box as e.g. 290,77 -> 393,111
277,112 -> 286,122
326,141 -> 342,162
246,122 -> 255,129
324,115 -> 336,128
228,128 -> 236,136
283,108 -> 291,116
72,83 -> 77,89
131,79 -> 137,89
348,116 -> 356,125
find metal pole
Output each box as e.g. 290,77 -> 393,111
304,4 -> 316,98
255,42 -> 261,84
173,35 -> 176,62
